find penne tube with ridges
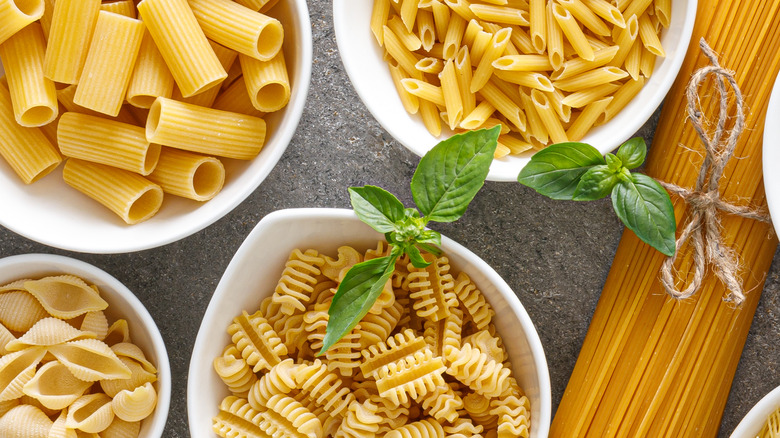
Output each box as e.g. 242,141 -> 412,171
57,112 -> 161,176
126,31 -> 175,109
43,0 -> 101,84
240,51 -> 291,112
146,97 -> 266,160
0,84 -> 61,184
137,0 -> 226,97
566,96 -> 612,141
0,22 -> 57,127
0,0 -> 44,46
63,159 -> 163,225
189,0 -> 283,61
147,147 -> 225,201
74,11 -> 145,117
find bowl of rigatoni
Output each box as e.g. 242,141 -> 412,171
334,0 -> 697,181
0,0 -> 312,253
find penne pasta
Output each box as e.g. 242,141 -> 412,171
608,14 -> 638,68
519,90 -> 548,144
137,0 -> 227,97
460,100 -> 495,129
0,0 -> 44,46
383,25 -> 424,80
529,0 -> 546,53
560,82 -> 621,107
581,0 -> 625,28
470,27 -> 512,92
654,0 -> 671,28
565,96 -> 612,140
550,45 -> 619,80
388,62 -> 420,114
401,78 -> 445,106
417,10 -> 436,51
553,66 -> 628,91
442,13 -> 466,60
189,0 -> 283,62
498,133 -> 533,154
443,0 -> 477,21
469,4 -> 529,26
419,99 -> 442,136
546,0 -> 565,69
624,38 -> 642,80
478,78 -> 525,131
400,0 -> 418,32
599,76 -> 645,124
388,15 -> 423,52
73,11 -> 145,117
431,1 -> 451,43
62,159 -> 163,225
557,0 -> 611,37
146,147 -> 225,201
57,112 -> 161,175
0,22 -> 57,127
240,51 -> 291,112
43,0 -> 101,84
416,57 -> 444,74
638,13 -> 665,57
146,97 -> 266,160
371,0 -> 391,45
494,70 -> 554,91
439,59 -> 463,129
530,89 -> 566,143
552,3 -> 594,61
454,45 -> 476,116
492,54 -> 554,71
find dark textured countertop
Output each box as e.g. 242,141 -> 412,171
1,1 -> 778,436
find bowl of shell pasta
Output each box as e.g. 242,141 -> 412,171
0,253 -> 171,437
0,0 -> 312,253
188,208 -> 551,438
333,0 -> 697,181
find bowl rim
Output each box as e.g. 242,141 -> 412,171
729,384 -> 780,438
332,0 -> 698,182
187,207 -> 552,437
0,253 -> 171,438
762,72 -> 780,234
0,0 -> 313,254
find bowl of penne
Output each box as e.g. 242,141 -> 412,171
334,0 -> 697,181
0,0 -> 312,253
0,253 -> 171,437
188,208 -> 552,438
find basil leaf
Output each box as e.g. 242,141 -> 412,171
605,153 -> 622,172
321,255 -> 397,353
411,126 -> 499,223
406,245 -> 430,268
517,142 -> 606,200
573,165 -> 619,201
616,137 -> 647,170
416,242 -> 442,256
416,230 -> 442,246
612,173 -> 676,256
349,186 -> 406,233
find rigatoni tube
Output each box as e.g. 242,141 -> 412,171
57,113 -> 161,176
147,148 -> 225,201
43,0 -> 101,84
240,52 -> 291,112
74,11 -> 145,117
0,0 -> 44,45
63,159 -> 163,225
146,97 -> 266,160
137,0 -> 227,97
126,31 -> 175,109
189,0 -> 283,61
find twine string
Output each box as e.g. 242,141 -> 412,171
657,38 -> 771,305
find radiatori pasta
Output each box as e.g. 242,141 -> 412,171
0,274 -> 159,438
212,242 -> 531,438
371,0 -> 671,154
0,0 -> 293,224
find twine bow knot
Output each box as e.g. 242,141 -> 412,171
657,38 -> 771,305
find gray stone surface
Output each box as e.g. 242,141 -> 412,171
1,1 -> 778,436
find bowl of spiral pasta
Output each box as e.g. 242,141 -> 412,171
0,253 -> 171,437
333,0 -> 697,181
188,208 -> 551,438
0,0 -> 311,253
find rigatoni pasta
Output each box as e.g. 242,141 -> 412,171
0,0 -> 44,46
146,147 -> 225,201
43,0 -> 101,84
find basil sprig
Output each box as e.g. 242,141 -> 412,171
319,126 -> 500,354
518,138 -> 676,256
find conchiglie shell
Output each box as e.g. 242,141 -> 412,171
103,320 -> 131,347
49,339 -> 132,382
0,290 -> 49,332
0,322 -> 16,355
110,343 -> 156,374
0,279 -> 32,292
111,382 -> 157,422
23,276 -> 108,319
0,404 -> 53,438
0,347 -> 46,401
22,361 -> 93,410
99,357 -> 157,398
0,398 -> 19,417
6,318 -> 96,352
50,409 -> 79,438
75,432 -> 100,438
79,312 -> 109,341
66,393 -> 114,433
99,417 -> 140,438
18,395 -> 60,417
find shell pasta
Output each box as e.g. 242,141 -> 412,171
213,243 -> 531,438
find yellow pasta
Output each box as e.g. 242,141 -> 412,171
417,9 -> 436,51
558,0 -> 610,36
0,0 -> 44,46
62,159 -> 163,225
389,15 -> 423,52
146,97 -> 266,160
552,3 -> 594,61
137,0 -> 227,97
73,11 -> 144,117
212,76 -> 266,117
100,0 -> 136,18
401,78 -> 445,106
581,0 -> 625,27
553,66 -> 628,91
470,27 -> 512,92
371,0 -> 391,45
65,393 -> 114,433
126,31 -> 175,109
599,75 -> 645,124
57,112 -> 161,176
638,13 -> 664,57
0,82 -> 61,184
0,405 -> 52,437
546,0 -> 565,69
400,0 -> 418,32
146,147 -> 224,202
22,361 -> 92,410
566,96 -> 612,140
189,0 -> 283,61
43,0 -> 101,84
442,13 -> 466,60
439,59 -> 463,129
0,22 -> 57,127
111,382 -> 157,422
240,51 -> 291,112
531,89 -> 567,143
528,0 -> 546,53
469,4 -> 529,26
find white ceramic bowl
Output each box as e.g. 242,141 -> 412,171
188,208 -> 551,438
0,253 -> 171,437
729,385 -> 780,438
763,73 -> 780,233
333,1 -> 697,182
0,0 -> 312,253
